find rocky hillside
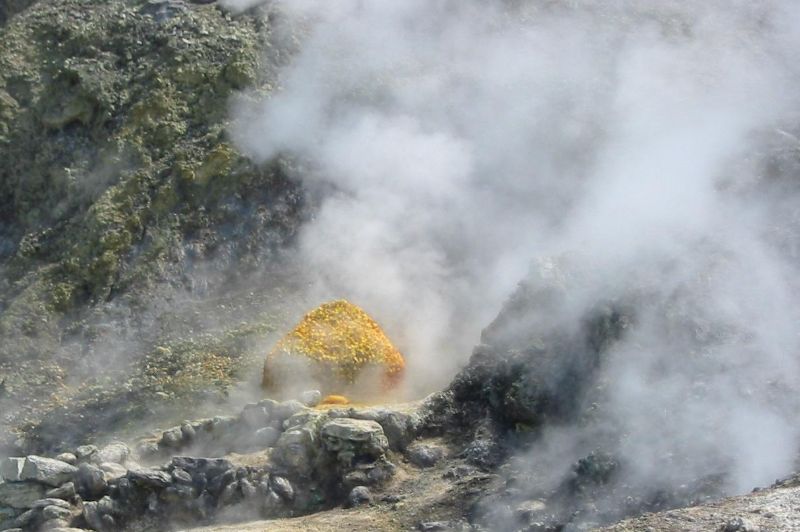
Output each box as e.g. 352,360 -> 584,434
3,1 -> 800,532
0,0 -> 311,453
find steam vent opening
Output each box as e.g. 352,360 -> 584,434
262,299 -> 405,402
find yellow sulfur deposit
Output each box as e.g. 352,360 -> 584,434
262,300 -> 405,397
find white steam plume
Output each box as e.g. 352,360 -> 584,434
227,0 -> 800,506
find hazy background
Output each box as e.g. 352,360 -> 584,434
224,0 -> 800,508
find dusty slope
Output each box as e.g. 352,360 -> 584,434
599,479 -> 800,532
191,480 -> 800,532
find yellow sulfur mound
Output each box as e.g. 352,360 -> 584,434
262,300 -> 405,398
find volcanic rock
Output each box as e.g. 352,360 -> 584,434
270,476 -> 294,502
406,442 -> 447,468
0,482 -> 47,509
273,428 -> 316,477
94,442 -> 130,465
241,404 -> 271,429
30,498 -> 71,510
0,458 -> 25,482
75,463 -> 107,498
74,446 -> 98,462
320,418 -> 389,465
274,400 -> 306,423
44,482 -> 75,500
99,462 -> 127,483
20,457 -> 77,487
300,390 -> 322,407
254,427 -> 280,447
347,486 -> 372,507
54,454 -> 77,466
127,468 -> 171,489
40,504 -> 72,521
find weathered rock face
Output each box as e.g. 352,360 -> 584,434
443,277 -> 628,433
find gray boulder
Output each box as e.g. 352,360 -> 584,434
0,458 -> 25,482
171,468 -> 192,485
406,442 -> 447,468
54,454 -> 77,466
135,440 -> 159,458
21,456 -> 78,487
30,498 -> 71,510
99,462 -> 127,483
261,488 -> 283,513
270,476 -> 294,502
273,400 -> 306,422
39,518 -> 72,530
320,418 -> 389,466
254,427 -> 280,447
300,390 -> 322,407
74,445 -> 98,462
45,482 -> 75,500
94,442 -> 130,465
83,495 -> 116,530
82,500 -> 103,530
160,428 -> 183,449
283,410 -> 323,431
239,478 -> 258,499
75,463 -> 107,498
6,508 -> 35,528
180,423 -> 197,442
273,428 -> 316,477
348,485 -> 372,507
41,504 -> 72,521
0,481 -> 47,508
241,404 -> 271,428
0,506 -> 18,525
343,408 -> 420,451
209,416 -> 237,434
127,468 -> 171,489
219,482 -> 238,505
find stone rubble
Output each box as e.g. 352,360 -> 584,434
0,391 -> 431,531
20,457 -> 78,488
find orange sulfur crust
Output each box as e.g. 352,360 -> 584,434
262,299 -> 405,394
320,394 -> 350,405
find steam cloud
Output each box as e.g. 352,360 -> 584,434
227,0 -> 800,514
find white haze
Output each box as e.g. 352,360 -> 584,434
225,0 -> 800,503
